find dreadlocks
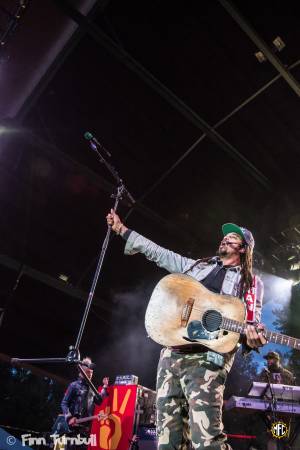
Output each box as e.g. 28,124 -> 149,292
238,244 -> 254,297
183,241 -> 254,298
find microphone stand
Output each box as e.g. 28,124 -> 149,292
288,376 -> 299,448
266,370 -> 279,449
265,371 -> 278,428
11,136 -> 135,397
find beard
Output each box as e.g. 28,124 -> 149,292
218,247 -> 228,257
268,362 -> 279,371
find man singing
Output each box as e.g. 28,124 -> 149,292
259,351 -> 294,385
106,210 -> 266,450
253,352 -> 296,450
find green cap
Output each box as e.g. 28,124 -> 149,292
222,223 -> 255,248
263,351 -> 280,361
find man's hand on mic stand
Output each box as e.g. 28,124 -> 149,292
106,209 -> 128,236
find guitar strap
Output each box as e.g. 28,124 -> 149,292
244,275 -> 257,323
183,258 -> 257,323
183,257 -> 215,274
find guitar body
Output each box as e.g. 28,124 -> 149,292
145,273 -> 246,353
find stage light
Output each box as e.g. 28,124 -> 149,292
0,125 -> 20,137
59,274 -> 69,283
273,36 -> 286,52
276,276 -> 293,290
290,262 -> 300,271
261,273 -> 293,305
255,51 -> 267,63
0,126 -> 8,136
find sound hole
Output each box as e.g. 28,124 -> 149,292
202,310 -> 222,332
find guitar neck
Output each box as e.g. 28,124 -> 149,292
76,415 -> 98,424
75,412 -> 107,424
222,318 -> 300,350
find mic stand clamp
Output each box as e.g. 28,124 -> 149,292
88,138 -> 135,206
12,346 -> 99,396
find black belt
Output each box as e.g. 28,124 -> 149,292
171,345 -> 209,354
170,345 -> 225,368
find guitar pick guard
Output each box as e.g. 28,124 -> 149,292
186,320 -> 220,341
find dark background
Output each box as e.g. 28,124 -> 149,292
0,0 -> 300,445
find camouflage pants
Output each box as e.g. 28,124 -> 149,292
156,348 -> 232,450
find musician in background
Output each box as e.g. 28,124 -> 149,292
106,210 -> 266,450
259,351 -> 294,385
60,357 -> 109,449
253,351 -> 295,450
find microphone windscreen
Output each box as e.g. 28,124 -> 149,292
84,131 -> 93,140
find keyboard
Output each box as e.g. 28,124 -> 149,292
225,396 -> 300,414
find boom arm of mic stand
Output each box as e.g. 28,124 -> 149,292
11,357 -> 72,365
10,357 -> 92,369
78,364 -> 103,400
88,141 -> 135,206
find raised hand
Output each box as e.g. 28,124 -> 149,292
106,209 -> 128,235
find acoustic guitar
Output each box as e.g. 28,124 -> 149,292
145,273 -> 300,354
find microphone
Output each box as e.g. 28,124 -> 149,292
87,362 -> 96,369
80,361 -> 96,369
84,132 -> 111,157
222,241 -> 246,247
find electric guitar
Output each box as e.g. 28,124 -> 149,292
52,412 -> 108,435
145,273 -> 300,354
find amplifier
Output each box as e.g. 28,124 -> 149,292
114,374 -> 139,385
